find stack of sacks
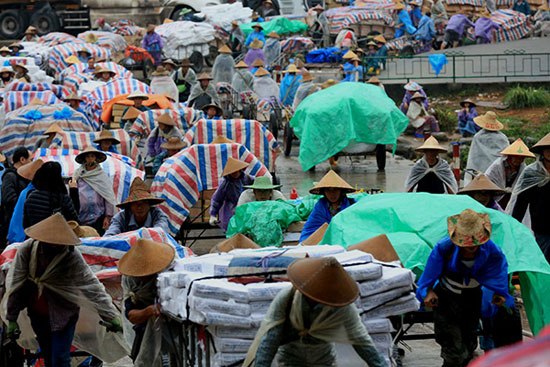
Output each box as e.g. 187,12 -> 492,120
19,42 -> 51,67
0,57 -> 53,83
198,2 -> 253,30
158,242 -> 418,366
155,21 -> 216,60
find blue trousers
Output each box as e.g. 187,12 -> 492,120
458,119 -> 480,136
30,314 -> 78,367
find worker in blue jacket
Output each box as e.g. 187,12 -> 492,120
300,171 -> 355,242
416,209 -> 512,367
245,23 -> 266,47
279,64 -> 303,106
393,2 -> 417,38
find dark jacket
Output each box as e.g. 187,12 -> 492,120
1,168 -> 29,241
23,188 -> 80,229
104,206 -> 170,236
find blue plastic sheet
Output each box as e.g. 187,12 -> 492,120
306,47 -> 344,64
429,54 -> 448,76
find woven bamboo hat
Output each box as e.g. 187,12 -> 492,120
117,177 -> 165,208
181,58 -> 193,67
500,138 -> 535,158
458,174 -> 507,195
415,136 -> 446,152
94,129 -> 120,145
251,58 -> 265,67
459,98 -> 476,107
254,67 -> 270,77
201,103 -> 223,116
301,72 -> 313,82
343,50 -> 358,60
473,111 -> 503,131
0,47 -> 11,53
25,213 -> 82,246
68,220 -> 100,238
321,79 -> 337,89
252,23 -> 264,30
75,146 -> 107,164
85,33 -> 98,43
367,76 -> 381,84
9,42 -> 22,49
212,136 -> 235,144
411,91 -> 425,100
65,55 -> 80,65
210,233 -> 260,253
249,38 -> 264,49
218,44 -> 232,54
287,256 -> 359,306
0,67 -> 13,75
197,72 -> 213,81
393,2 -> 406,10
17,159 -> 43,181
118,239 -> 175,276
244,175 -> 281,190
283,64 -> 298,73
63,91 -> 84,102
267,31 -> 279,38
127,91 -> 149,100
309,170 -> 354,195
78,48 -> 91,55
348,234 -> 400,263
162,59 -> 178,67
374,34 -> 386,44
14,63 -> 28,72
222,157 -> 249,176
160,136 -> 186,150
152,66 -> 170,76
530,133 -> 550,154
30,98 -> 44,106
301,223 -> 328,246
94,67 -> 116,76
235,60 -> 249,68
122,106 -> 142,120
447,209 -> 491,247
146,24 -> 156,32
43,123 -> 62,135
155,112 -> 177,126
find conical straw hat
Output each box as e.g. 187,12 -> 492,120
68,220 -> 100,238
0,47 -> 11,53
321,79 -> 337,89
250,38 -> 264,49
473,111 -> 503,131
210,233 -> 260,253
118,239 -> 175,276
155,112 -> 176,126
30,98 -> 44,106
222,157 -> 249,176
301,72 -> 313,82
17,159 -> 43,181
65,56 -> 80,65
94,129 -> 120,144
309,170 -> 354,195
447,209 -> 491,247
530,133 -> 550,154
151,66 -> 170,76
43,123 -> 62,135
267,31 -> 279,38
347,234 -> 400,263
212,136 -> 234,144
75,146 -> 107,164
160,136 -> 186,150
251,58 -> 265,67
117,177 -> 165,208
415,136 -> 447,152
218,45 -> 232,53
394,1 -> 405,10
94,67 -> 115,75
343,50 -> 358,60
122,106 -> 142,120
197,72 -> 213,80
411,92 -> 425,100
301,223 -> 328,245
127,91 -> 149,100
283,64 -> 298,73
235,61 -> 249,68
500,138 -> 535,158
374,34 -> 386,44
458,174 -> 507,195
287,257 -> 359,306
254,67 -> 270,77
64,91 -> 84,101
459,98 -> 476,107
367,76 -> 381,84
24,213 -> 82,246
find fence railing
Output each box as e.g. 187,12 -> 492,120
362,52 -> 550,83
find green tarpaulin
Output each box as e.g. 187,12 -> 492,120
322,192 -> 550,334
290,82 -> 409,171
241,18 -> 308,38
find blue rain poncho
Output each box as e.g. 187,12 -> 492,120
279,73 -> 303,106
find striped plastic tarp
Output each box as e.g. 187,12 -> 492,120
0,106 -> 95,158
329,9 -> 394,33
5,81 -> 72,99
151,143 -> 270,235
62,72 -> 93,92
49,43 -> 111,77
280,36 -> 315,53
386,37 -> 419,50
50,129 -> 143,169
59,62 -> 133,82
112,20 -> 142,36
183,119 -> 279,171
78,31 -> 127,52
4,91 -> 61,113
0,227 -> 193,273
34,148 -> 145,203
446,0 -> 484,5
212,24 -> 230,40
129,108 -> 204,139
496,0 -> 513,6
38,32 -> 78,47
239,91 -> 273,114
491,9 -> 532,42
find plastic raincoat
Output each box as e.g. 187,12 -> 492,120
394,9 -> 417,38
232,69 -> 255,93
299,197 -> 355,242
292,81 -> 320,110
150,75 -> 179,104
405,157 -> 458,193
187,83 -> 220,109
279,73 -> 303,106
264,38 -> 281,67
253,75 -> 280,100
244,49 -> 266,71
212,54 -> 236,85
342,62 -> 362,82
465,129 -> 509,185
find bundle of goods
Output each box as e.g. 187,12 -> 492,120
4,81 -> 72,99
280,36 -> 315,53
111,20 -> 142,36
198,2 -> 253,34
78,31 -> 128,53
129,108 -> 203,139
58,62 -> 133,83
325,4 -> 394,34
18,41 -> 51,66
48,43 -> 111,77
0,57 -> 53,83
38,32 -> 77,47
158,245 -> 419,366
155,21 -> 216,60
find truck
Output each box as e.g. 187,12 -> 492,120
0,0 -> 223,40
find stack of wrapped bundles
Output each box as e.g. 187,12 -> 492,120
158,244 -> 419,367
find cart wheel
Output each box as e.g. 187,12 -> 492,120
205,45 -> 218,67
222,106 -> 233,119
242,105 -> 251,119
269,112 -> 279,140
190,51 -> 204,73
283,123 -> 293,157
376,144 -> 386,171
142,58 -> 155,81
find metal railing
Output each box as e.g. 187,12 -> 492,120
362,51 -> 550,83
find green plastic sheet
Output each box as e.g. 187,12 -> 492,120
322,192 -> 550,334
241,18 -> 308,38
289,82 -> 409,171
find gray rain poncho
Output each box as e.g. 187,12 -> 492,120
1,239 -> 130,362
465,129 -> 509,185
405,157 -> 458,193
264,38 -> 281,67
187,82 -> 220,108
150,75 -> 179,104
292,81 -> 320,110
485,156 -> 526,192
232,68 -> 255,93
253,75 -> 280,100
212,53 -> 236,85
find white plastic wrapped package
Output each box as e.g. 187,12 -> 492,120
361,293 -> 420,319
212,336 -> 253,353
360,286 -> 413,311
370,332 -> 393,351
191,278 -> 249,302
150,75 -> 179,104
250,300 -> 272,315
189,309 -> 252,327
358,266 -> 415,297
212,53 -> 235,85
347,263 -> 383,282
173,253 -> 232,276
209,326 -> 259,340
333,249 -> 373,264
214,352 -> 248,367
247,281 -> 291,301
292,81 -> 320,110
464,129 -> 510,185
19,42 -> 50,66
0,57 -> 53,83
155,21 -> 216,60
364,318 -> 393,334
190,297 -> 251,316
199,2 -> 253,31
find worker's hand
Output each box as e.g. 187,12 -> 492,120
209,216 -> 219,226
424,290 -> 439,307
7,321 -> 20,340
492,294 -> 506,307
103,216 -> 112,230
148,304 -> 161,317
68,178 -> 78,189
103,318 -> 123,333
